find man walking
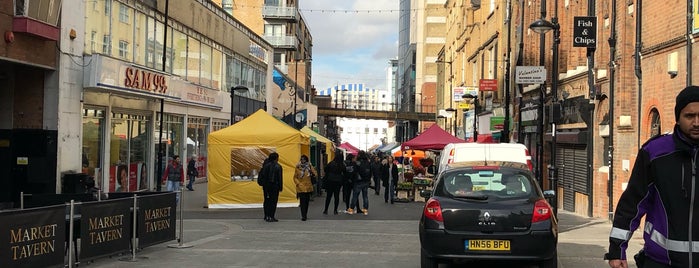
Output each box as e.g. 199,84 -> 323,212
162,155 -> 185,203
606,86 -> 699,268
371,155 -> 383,195
260,152 -> 283,222
349,151 -> 372,215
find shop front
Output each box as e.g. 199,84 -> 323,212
83,55 -> 230,193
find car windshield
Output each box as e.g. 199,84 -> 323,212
437,167 -> 534,198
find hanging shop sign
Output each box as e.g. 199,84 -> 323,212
573,16 -> 597,48
479,79 -> 498,91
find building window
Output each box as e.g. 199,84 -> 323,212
603,137 -> 610,166
91,31 -> 97,52
650,108 -> 661,138
118,40 -> 129,58
102,35 -> 111,54
105,0 -> 111,14
119,4 -> 129,23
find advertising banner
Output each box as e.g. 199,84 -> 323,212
137,192 -> 177,248
0,205 -> 66,268
79,199 -> 132,260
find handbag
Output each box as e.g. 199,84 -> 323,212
310,173 -> 318,185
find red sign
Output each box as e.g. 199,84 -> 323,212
479,79 -> 498,91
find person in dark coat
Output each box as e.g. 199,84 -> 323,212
381,155 -> 399,204
343,154 -> 359,213
323,151 -> 346,215
371,155 -> 383,195
261,152 -> 283,222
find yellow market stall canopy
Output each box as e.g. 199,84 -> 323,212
207,109 -> 310,208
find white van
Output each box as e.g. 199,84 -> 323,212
437,143 -> 533,173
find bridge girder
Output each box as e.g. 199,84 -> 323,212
317,107 -> 436,121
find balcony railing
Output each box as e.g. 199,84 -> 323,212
13,0 -> 61,40
262,6 -> 298,20
262,35 -> 297,49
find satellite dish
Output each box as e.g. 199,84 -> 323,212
295,113 -> 305,123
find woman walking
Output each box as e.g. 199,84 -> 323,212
294,155 -> 317,221
323,151 -> 346,215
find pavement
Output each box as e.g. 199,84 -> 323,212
73,179 -> 644,268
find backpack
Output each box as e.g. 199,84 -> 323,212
257,162 -> 269,186
357,160 -> 372,182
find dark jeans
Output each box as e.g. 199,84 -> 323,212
298,192 -> 311,219
263,186 -> 279,219
187,174 -> 195,189
383,179 -> 397,203
323,181 -> 342,213
350,182 -> 369,210
342,182 -> 352,210
372,175 -> 381,194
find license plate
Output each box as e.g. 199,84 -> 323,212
465,239 -> 510,251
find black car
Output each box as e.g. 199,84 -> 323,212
419,161 -> 558,268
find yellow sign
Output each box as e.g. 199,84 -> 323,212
16,157 -> 28,165
458,103 -> 472,109
467,239 -> 511,251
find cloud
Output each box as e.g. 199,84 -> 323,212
299,0 -> 398,91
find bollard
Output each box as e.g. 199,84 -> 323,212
168,188 -> 192,249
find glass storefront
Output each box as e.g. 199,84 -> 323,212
82,108 -> 105,190
156,114 -> 185,183
187,117 -> 210,178
110,112 -> 151,192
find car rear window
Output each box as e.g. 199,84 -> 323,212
437,167 -> 534,198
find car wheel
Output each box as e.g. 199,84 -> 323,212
538,250 -> 558,268
420,249 -> 438,268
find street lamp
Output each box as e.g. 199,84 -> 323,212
462,94 -> 478,142
230,85 -> 249,123
445,107 -> 457,136
529,0 -> 560,216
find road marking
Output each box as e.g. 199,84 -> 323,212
184,248 -> 415,256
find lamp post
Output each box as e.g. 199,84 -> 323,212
462,94 -> 478,142
230,86 -> 249,123
445,107 -> 457,136
529,0 -> 559,216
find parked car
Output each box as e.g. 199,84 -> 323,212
437,143 -> 533,174
418,161 -> 557,268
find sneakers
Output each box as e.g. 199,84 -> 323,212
346,208 -> 355,215
362,209 -> 368,215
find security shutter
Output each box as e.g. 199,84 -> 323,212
555,144 -> 588,212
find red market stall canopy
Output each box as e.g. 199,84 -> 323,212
401,124 -> 464,151
338,142 -> 360,155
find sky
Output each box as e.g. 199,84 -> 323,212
298,1 -> 399,92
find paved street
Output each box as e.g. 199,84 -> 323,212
76,180 -> 643,268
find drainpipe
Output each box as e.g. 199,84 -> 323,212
688,0 -> 693,86
517,0 -> 525,143
608,0 -> 617,222
586,0 -> 596,218
635,1 -> 642,149
503,0 -> 512,143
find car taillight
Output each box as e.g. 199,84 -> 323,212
424,198 -> 443,222
532,199 -> 552,223
525,149 -> 534,171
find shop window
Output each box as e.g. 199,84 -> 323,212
187,36 -> 201,84
82,108 -> 105,191
212,49 -> 223,90
155,114 -> 183,189
110,112 -> 152,192
188,117 -> 210,179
